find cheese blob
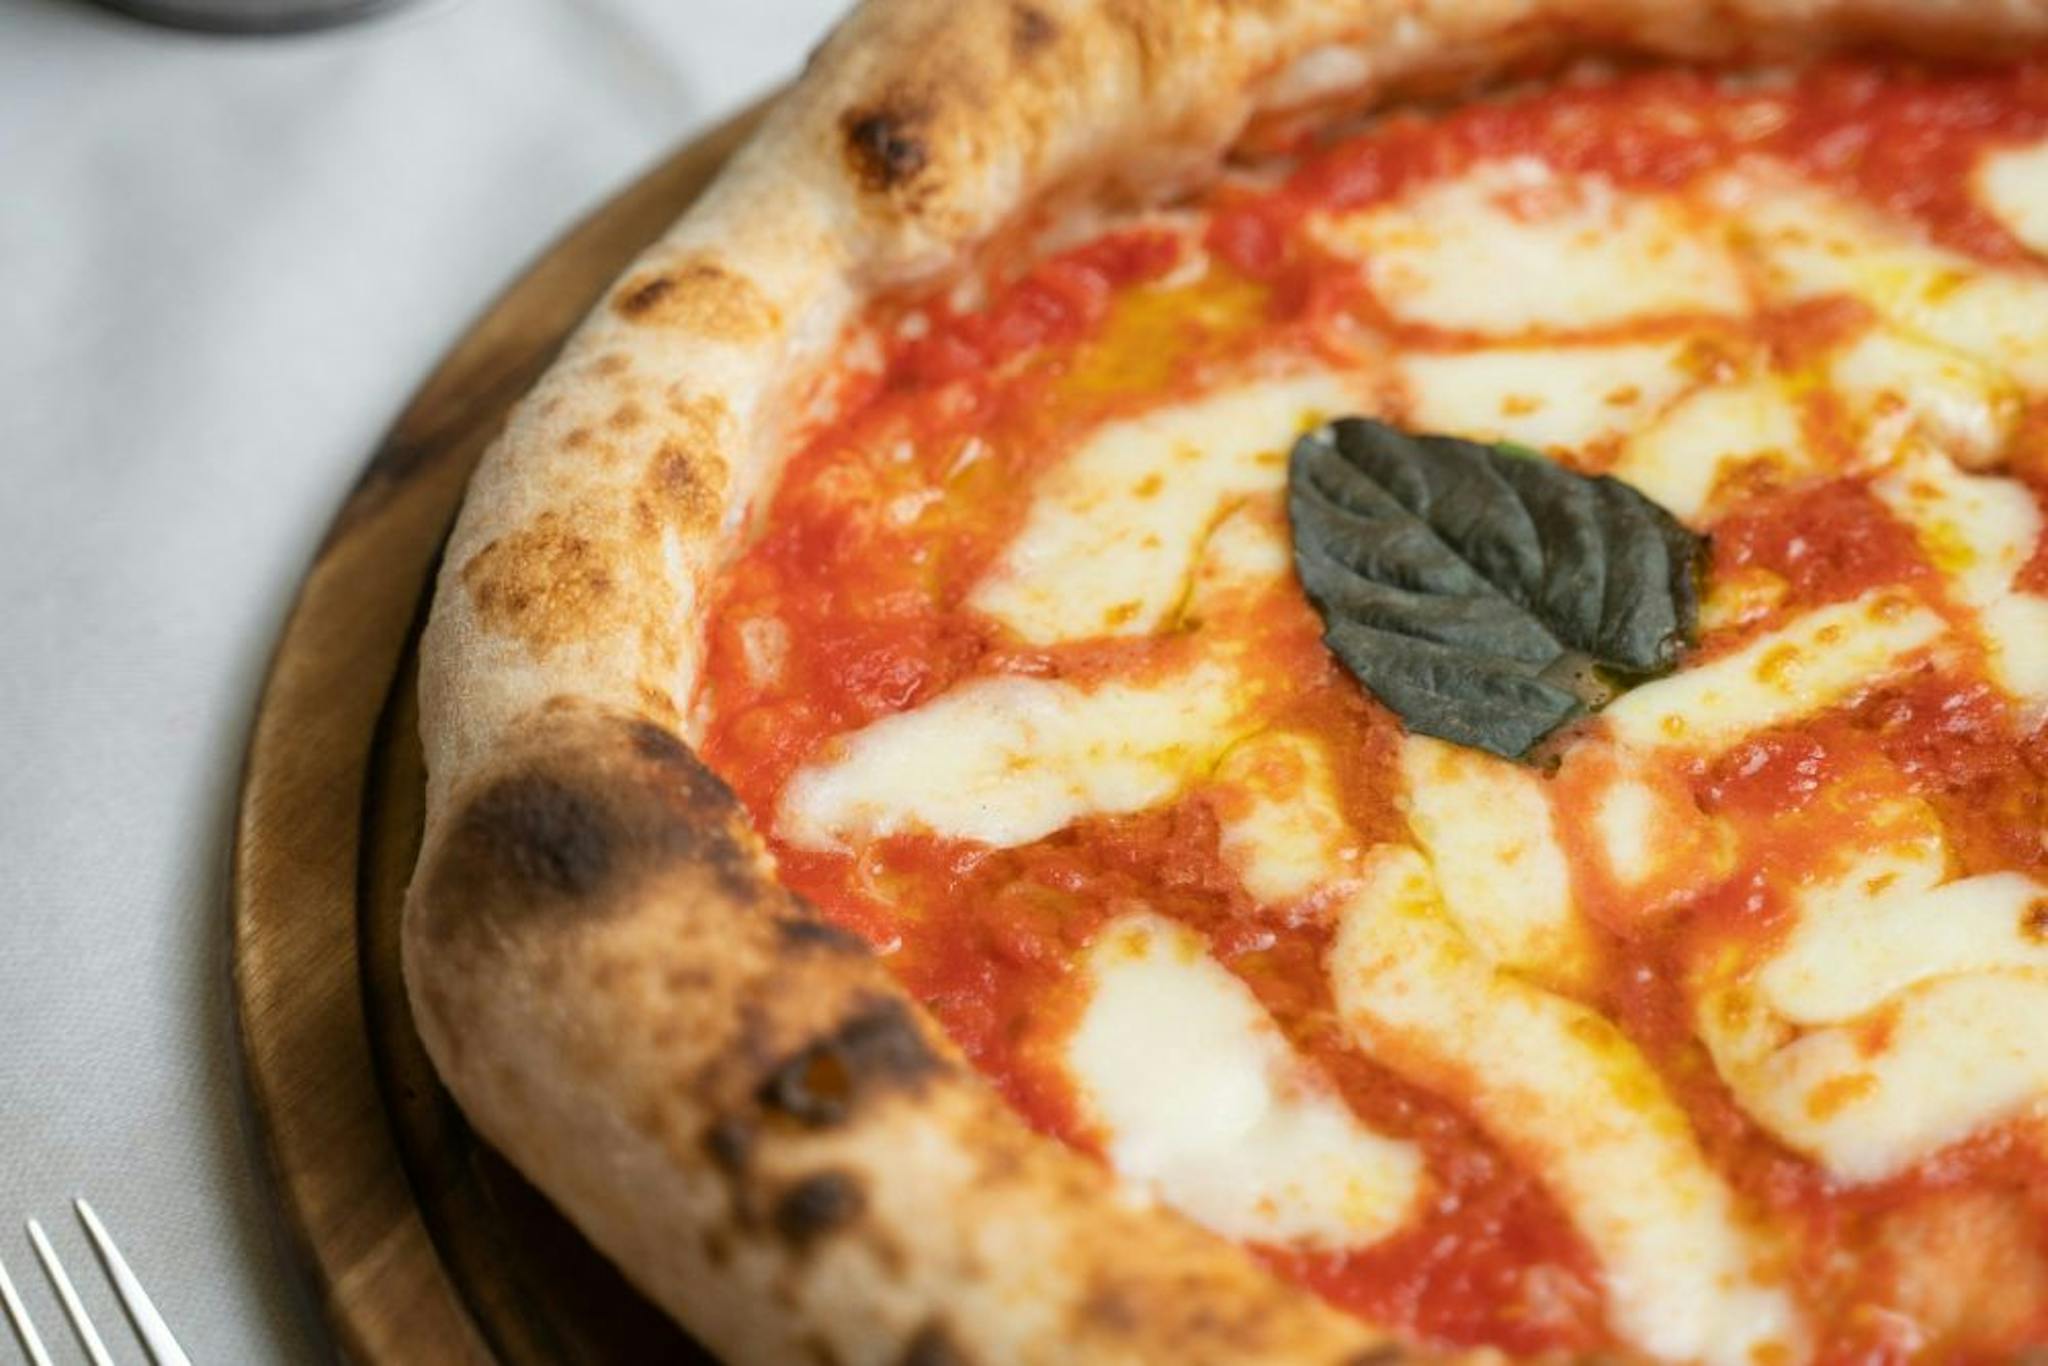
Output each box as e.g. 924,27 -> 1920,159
1976,134 -> 2048,256
1319,158 -> 1745,333
1731,173 -> 2048,386
1215,737 -> 1795,1364
968,374 -> 1353,644
1608,375 -> 1811,522
1602,591 -> 1948,754
1210,731 -> 1361,909
774,665 -> 1242,850
1699,822 -> 2048,1183
1064,911 -> 1426,1248
1398,736 -> 1595,992
1829,326 -> 2018,469
1331,847 -> 1803,1366
1396,339 -> 1698,454
1875,453 -> 2048,706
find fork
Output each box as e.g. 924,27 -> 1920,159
0,1200 -> 189,1366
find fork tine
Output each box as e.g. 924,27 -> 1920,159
75,1200 -> 191,1366
25,1220 -> 114,1366
0,1249 -> 54,1366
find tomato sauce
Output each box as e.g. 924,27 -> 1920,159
700,60 -> 2048,1361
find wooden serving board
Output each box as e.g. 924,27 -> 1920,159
230,101 -> 767,1365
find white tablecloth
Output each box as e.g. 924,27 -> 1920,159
0,1 -> 845,1358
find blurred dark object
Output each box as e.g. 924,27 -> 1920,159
93,0 -> 416,33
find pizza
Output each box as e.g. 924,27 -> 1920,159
402,2 -> 2048,1362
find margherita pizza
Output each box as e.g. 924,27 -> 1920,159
404,3 -> 2048,1362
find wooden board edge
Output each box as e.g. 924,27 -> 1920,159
228,99 -> 770,1365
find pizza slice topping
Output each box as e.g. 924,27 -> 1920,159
700,58 -> 2048,1363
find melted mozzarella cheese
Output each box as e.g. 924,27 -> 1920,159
968,375 -> 1352,644
1828,327 -> 2018,469
1397,340 -> 1697,453
1875,453 -> 2048,706
1399,736 -> 1594,992
1764,867 -> 2048,1024
1331,848 -> 1803,1366
775,665 -> 1240,850
1975,135 -> 2048,256
1602,591 -> 1947,753
1548,740 -> 1739,937
1222,751 -> 1797,1361
1733,175 -> 2048,386
1318,158 -> 1746,334
1701,824 -> 2048,1184
1758,975 -> 2048,1184
1593,776 -> 1659,885
1608,376 -> 1810,522
1211,731 -> 1360,907
1585,761 -> 1735,915
1066,911 -> 1425,1248
1182,498 -> 1292,625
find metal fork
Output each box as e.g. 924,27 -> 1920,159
0,1200 -> 189,1366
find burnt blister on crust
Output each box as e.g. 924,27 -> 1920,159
843,101 -> 932,191
2023,897 -> 2048,943
772,1170 -> 869,1248
1010,2 -> 1056,57
704,1115 -> 755,1175
775,916 -> 872,956
900,1321 -> 972,1366
462,773 -> 619,900
759,995 -> 945,1127
617,273 -> 681,318
611,256 -> 780,341
426,707 -> 773,937
627,715 -> 693,769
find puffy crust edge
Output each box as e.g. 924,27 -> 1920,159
409,1 -> 2048,1361
405,700 -> 1402,1363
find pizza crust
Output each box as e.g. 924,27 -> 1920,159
407,2 -> 2048,1360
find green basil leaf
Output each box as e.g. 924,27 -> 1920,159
1288,418 -> 1704,760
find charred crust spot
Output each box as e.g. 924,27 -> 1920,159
760,997 -> 942,1126
464,773 -> 616,899
607,401 -> 646,432
843,103 -> 929,192
772,1170 -> 866,1248
647,438 -> 729,533
776,916 -> 870,956
617,274 -> 677,317
704,1116 -> 753,1173
829,997 -> 943,1080
629,717 -> 690,767
1076,1285 -> 1138,1336
422,708 -> 773,948
762,1040 -> 854,1125
2024,897 -> 2048,943
902,1322 -> 972,1366
612,258 -> 777,340
1010,4 -> 1055,57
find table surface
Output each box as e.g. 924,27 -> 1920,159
0,1 -> 846,1359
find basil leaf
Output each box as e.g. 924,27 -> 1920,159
1288,418 -> 1704,760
